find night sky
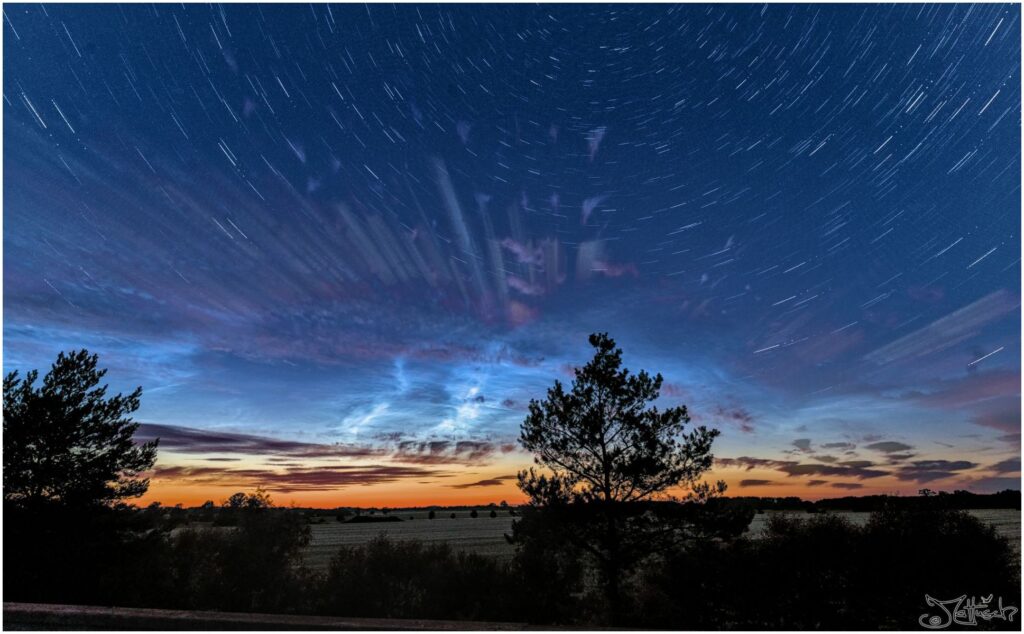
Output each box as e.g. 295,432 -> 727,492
3,3 -> 1020,507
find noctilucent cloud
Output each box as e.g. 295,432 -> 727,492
3,4 -> 1020,507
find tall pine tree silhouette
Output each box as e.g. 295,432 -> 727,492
517,333 -> 720,622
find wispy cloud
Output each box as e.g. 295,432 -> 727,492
393,439 -> 501,465
831,482 -> 863,490
718,455 -> 890,479
989,458 -> 1021,474
712,405 -> 756,433
778,463 -> 889,480
717,456 -> 797,471
865,441 -> 914,454
449,475 -> 517,489
153,464 -> 449,493
137,423 -> 384,459
792,438 -> 813,452
138,423 -> 514,468
893,460 -> 978,483
738,479 -> 775,487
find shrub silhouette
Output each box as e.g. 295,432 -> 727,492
212,490 -> 272,526
856,502 -> 1020,628
317,536 -> 516,621
634,506 -> 1021,629
165,490 -> 312,613
470,509 -> 479,518
505,506 -> 586,624
198,500 -> 216,522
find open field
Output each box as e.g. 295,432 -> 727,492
302,508 -> 1021,571
304,513 -> 517,570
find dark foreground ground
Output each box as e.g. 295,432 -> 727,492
2,603 -> 533,631
7,497 -> 1020,629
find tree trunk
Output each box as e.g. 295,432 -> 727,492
604,560 -> 623,625
602,505 -> 624,625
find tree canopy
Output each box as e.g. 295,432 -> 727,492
518,332 -> 718,507
3,350 -> 158,509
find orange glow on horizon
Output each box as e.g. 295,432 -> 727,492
137,480 -> 529,509
136,462 -> 945,508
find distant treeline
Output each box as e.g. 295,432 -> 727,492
157,489 -> 1021,522
143,499 -> 519,527
727,489 -> 1022,512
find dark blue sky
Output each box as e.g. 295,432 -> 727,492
3,3 -> 1020,505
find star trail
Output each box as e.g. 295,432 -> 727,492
3,3 -> 1020,506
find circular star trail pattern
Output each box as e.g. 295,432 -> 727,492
3,4 -> 1020,503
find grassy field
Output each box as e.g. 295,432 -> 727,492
301,508 -> 1021,571
304,513 -> 517,570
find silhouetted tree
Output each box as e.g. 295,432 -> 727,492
3,351 -> 163,605
428,509 -> 436,520
244,489 -> 272,509
490,509 -> 498,518
516,333 -> 721,622
225,492 -> 249,509
215,490 -> 272,526
3,350 -> 158,510
470,509 -> 479,518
